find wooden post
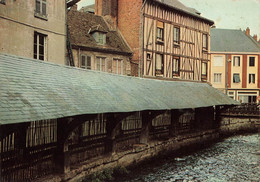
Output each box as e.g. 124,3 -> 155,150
194,108 -> 202,131
15,123 -> 29,161
105,113 -> 116,154
214,106 -> 221,129
140,111 -> 152,144
169,109 -> 181,136
55,118 -> 70,173
105,113 -> 132,154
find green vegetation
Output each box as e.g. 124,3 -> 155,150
82,166 -> 129,182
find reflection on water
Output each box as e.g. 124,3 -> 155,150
117,134 -> 260,182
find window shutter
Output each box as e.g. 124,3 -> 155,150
156,54 -> 162,70
214,56 -> 223,66
81,55 -> 86,68
36,0 -> 41,13
157,21 -> 164,28
86,56 -> 91,69
42,0 -> 47,16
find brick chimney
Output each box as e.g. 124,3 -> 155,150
71,4 -> 78,11
95,0 -> 118,29
253,34 -> 258,41
245,27 -> 250,36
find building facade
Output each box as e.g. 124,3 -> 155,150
67,7 -> 132,75
210,28 -> 260,103
0,0 -> 66,64
95,0 -> 214,81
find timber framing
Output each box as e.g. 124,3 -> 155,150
142,1 -> 213,82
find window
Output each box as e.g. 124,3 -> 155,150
0,0 -> 5,5
173,27 -> 180,45
249,96 -> 257,103
96,57 -> 106,72
202,34 -> 208,50
81,55 -> 91,69
202,62 -> 207,76
34,32 -> 47,61
92,32 -> 106,45
213,56 -> 223,66
214,73 -> 222,83
172,57 -> 180,76
35,0 -> 47,19
233,56 -> 240,66
155,54 -> 164,75
249,57 -> 255,66
113,59 -> 123,75
249,74 -> 255,84
233,73 -> 240,83
229,91 -> 234,95
147,53 -> 151,60
157,21 -> 164,42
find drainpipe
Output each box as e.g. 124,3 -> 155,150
139,0 -> 147,77
225,55 -> 228,95
78,48 -> 81,67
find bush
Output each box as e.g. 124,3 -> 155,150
82,166 -> 128,182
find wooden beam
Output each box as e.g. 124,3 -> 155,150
144,14 -> 209,34
105,112 -> 134,153
144,48 -> 210,61
140,110 -> 165,144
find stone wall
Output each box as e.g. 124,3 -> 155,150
35,130 -> 219,182
219,116 -> 260,136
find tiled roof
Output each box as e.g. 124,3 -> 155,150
210,28 -> 260,53
67,9 -> 132,55
0,53 -> 238,125
154,0 -> 214,25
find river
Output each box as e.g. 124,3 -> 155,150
116,134 -> 260,182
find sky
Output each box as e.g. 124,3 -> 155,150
77,0 -> 260,39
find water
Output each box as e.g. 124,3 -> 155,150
116,134 -> 260,182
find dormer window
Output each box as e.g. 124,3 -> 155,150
92,32 -> 106,45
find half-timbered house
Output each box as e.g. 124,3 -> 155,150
95,0 -> 214,81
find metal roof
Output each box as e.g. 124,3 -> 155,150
210,28 -> 260,53
0,53 -> 238,125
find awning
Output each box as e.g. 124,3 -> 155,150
0,53 -> 238,125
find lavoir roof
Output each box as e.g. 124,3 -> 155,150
0,53 -> 238,125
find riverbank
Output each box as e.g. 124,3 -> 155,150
65,130 -> 219,182
35,115 -> 260,182
113,133 -> 260,182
